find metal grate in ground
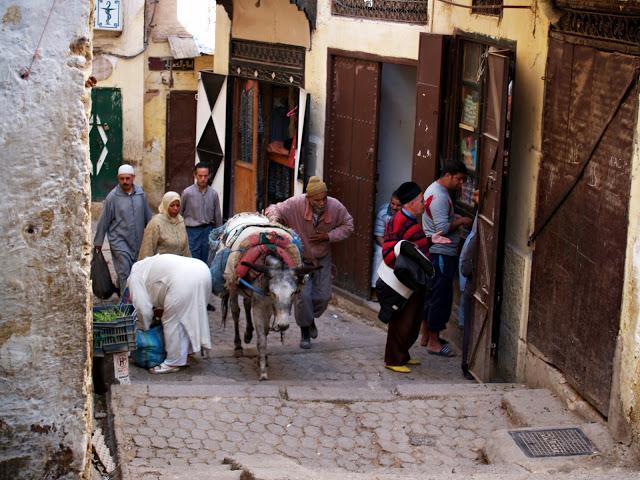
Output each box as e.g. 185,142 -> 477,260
509,427 -> 597,458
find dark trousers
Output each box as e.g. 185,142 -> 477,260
385,289 -> 425,365
186,225 -> 213,264
425,253 -> 458,332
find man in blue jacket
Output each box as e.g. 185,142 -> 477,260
94,164 -> 153,295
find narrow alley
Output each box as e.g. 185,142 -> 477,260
106,303 -> 637,480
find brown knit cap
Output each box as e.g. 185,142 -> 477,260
306,176 -> 328,197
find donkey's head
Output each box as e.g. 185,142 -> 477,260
241,256 -> 320,332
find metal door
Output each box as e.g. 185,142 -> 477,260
90,87 -> 122,200
325,56 -> 380,297
528,38 -> 639,414
166,91 -> 197,195
467,50 -> 513,381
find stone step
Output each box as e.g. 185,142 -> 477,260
127,464 -> 242,480
502,388 -> 585,427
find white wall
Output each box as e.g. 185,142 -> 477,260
0,0 -> 93,477
375,63 -> 417,210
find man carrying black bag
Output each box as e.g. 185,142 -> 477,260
376,182 -> 449,373
91,248 -> 117,299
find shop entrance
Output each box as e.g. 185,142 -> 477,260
230,79 -> 304,213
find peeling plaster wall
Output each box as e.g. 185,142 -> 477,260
93,0 -> 146,177
142,37 -> 213,206
618,92 -> 640,453
0,1 -> 93,478
232,0 -> 310,48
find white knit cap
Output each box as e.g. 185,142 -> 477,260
118,164 -> 135,176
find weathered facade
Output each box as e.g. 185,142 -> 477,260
91,0 -> 215,208
0,0 -> 93,478
212,0 -> 640,453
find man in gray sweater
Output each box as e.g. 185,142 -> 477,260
421,160 -> 472,356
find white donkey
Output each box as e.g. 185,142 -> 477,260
222,254 -> 317,380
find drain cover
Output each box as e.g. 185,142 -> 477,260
509,428 -> 597,458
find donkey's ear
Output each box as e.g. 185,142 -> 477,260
241,261 -> 270,274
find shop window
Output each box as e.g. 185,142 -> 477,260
331,0 -> 428,24
472,0 -> 502,16
455,42 -> 486,210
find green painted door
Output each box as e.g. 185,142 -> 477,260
90,87 -> 123,200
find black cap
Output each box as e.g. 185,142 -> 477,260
395,181 -> 422,204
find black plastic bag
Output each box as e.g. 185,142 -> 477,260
91,248 -> 117,299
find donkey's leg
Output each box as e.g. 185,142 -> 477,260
243,296 -> 254,344
230,292 -> 242,356
253,305 -> 269,381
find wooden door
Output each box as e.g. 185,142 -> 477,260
233,79 -> 259,213
166,91 -> 197,195
528,38 -> 639,414
325,56 -> 380,297
90,87 -> 122,200
467,50 -> 513,381
412,33 -> 447,186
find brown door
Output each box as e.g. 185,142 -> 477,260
166,90 -> 197,194
467,50 -> 513,381
412,33 -> 447,186
233,79 -> 258,213
325,55 -> 380,297
528,38 -> 639,414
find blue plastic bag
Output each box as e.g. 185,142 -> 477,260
133,324 -> 166,369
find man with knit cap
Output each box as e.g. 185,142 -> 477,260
378,181 -> 431,373
265,176 -> 354,349
94,164 -> 153,295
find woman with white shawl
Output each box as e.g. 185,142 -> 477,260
138,191 -> 191,259
128,254 -> 212,374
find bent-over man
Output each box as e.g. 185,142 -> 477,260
265,176 -> 354,349
378,182 -> 431,373
94,164 -> 153,295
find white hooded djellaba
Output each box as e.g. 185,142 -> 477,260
128,254 -> 212,369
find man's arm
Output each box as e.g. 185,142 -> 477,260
265,197 -> 295,225
93,196 -> 112,249
327,206 -> 354,243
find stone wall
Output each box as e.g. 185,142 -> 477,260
0,1 -> 93,478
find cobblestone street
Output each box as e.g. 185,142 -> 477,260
108,304 -> 638,479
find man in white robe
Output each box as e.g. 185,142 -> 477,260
128,254 -> 212,373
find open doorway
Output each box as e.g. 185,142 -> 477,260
230,78 -> 305,214
375,64 -> 417,210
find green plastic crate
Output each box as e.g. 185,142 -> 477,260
93,304 -> 136,356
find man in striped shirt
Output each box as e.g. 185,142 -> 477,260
379,181 -> 431,373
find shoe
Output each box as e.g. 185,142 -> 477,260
309,321 -> 318,339
427,344 -> 456,357
385,365 -> 411,373
207,303 -> 216,311
300,338 -> 311,349
149,362 -> 183,374
405,359 -> 421,366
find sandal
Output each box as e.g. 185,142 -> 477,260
149,362 -> 182,374
427,344 -> 456,357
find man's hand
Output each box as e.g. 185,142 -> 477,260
94,245 -> 102,252
309,232 -> 329,243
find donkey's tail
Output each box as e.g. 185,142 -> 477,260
220,292 -> 229,329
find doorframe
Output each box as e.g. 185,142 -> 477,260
324,50 -> 417,298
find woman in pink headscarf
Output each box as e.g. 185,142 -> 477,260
138,191 -> 191,259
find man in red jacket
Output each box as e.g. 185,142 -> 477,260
379,181 -> 431,373
265,176 -> 354,349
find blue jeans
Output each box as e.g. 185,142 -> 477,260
186,225 -> 213,264
424,253 -> 458,332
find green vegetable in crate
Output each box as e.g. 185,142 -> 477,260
93,307 -> 129,323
